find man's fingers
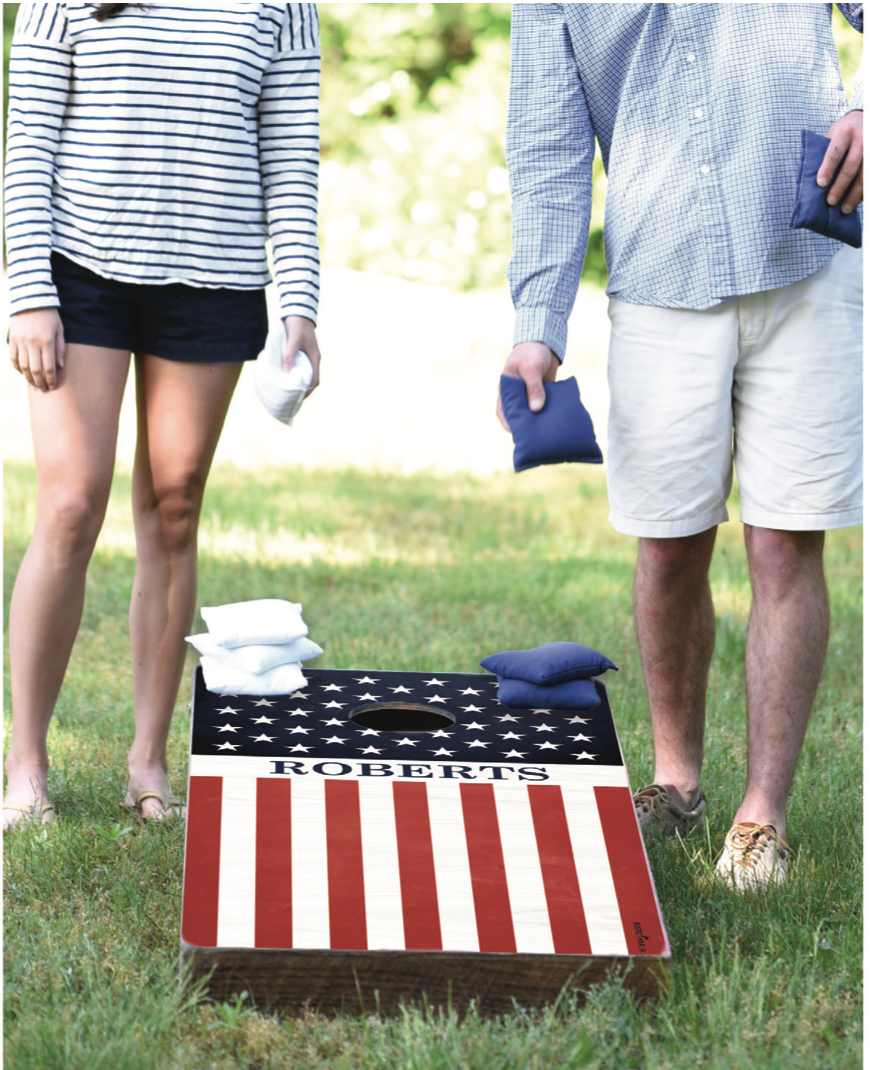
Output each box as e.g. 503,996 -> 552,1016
825,142 -> 863,206
526,377 -> 547,412
817,138 -> 846,189
819,113 -> 863,209
842,164 -> 863,213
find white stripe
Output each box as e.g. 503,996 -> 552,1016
215,772 -> 257,948
426,780 -> 479,952
357,780 -> 405,950
494,786 -> 554,954
561,782 -> 627,955
290,776 -> 330,949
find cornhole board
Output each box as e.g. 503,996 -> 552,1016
180,666 -> 668,1015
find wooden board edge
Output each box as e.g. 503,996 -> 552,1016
179,941 -> 670,1016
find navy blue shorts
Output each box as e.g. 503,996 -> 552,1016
51,252 -> 268,363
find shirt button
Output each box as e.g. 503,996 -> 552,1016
686,53 -> 696,62
694,108 -> 704,118
700,165 -> 710,175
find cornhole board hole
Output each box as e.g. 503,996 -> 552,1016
180,667 -> 669,1015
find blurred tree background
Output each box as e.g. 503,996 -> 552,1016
3,3 -> 864,291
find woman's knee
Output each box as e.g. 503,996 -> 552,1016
36,486 -> 108,563
142,477 -> 205,552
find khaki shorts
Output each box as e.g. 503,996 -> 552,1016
606,246 -> 863,537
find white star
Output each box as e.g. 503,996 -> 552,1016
215,723 -> 240,733
323,735 -> 348,745
322,717 -> 345,727
536,740 -> 559,750
426,695 -> 448,704
356,692 -> 381,702
567,716 -> 590,724
461,704 -> 484,713
323,700 -> 346,709
252,715 -> 276,724
497,713 -> 520,722
284,707 -> 310,716
287,725 -> 312,735
459,688 -> 482,696
389,685 -> 412,694
288,743 -> 311,753
533,723 -> 555,733
464,721 -> 486,731
572,751 -> 598,761
500,731 -> 523,740
430,729 -> 453,738
569,732 -> 593,742
355,676 -> 378,684
503,749 -> 527,759
215,741 -> 239,751
291,691 -> 310,698
322,684 -> 344,692
216,705 -> 242,715
357,728 -> 381,737
359,745 -> 382,755
250,734 -> 276,743
423,678 -> 446,686
393,737 -> 417,746
431,747 -> 454,757
467,739 -> 488,749
252,699 -> 276,707
530,709 -> 552,714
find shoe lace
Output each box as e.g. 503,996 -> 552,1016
729,823 -> 788,868
634,785 -> 667,815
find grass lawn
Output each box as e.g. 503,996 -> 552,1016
3,460 -> 862,1069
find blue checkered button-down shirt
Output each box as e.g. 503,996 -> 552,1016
507,3 -> 864,360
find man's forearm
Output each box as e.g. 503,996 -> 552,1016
505,3 -> 596,362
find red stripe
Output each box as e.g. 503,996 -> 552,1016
181,775 -> 223,947
594,786 -> 668,956
459,783 -> 516,953
527,785 -> 592,954
324,780 -> 368,950
393,782 -> 442,951
254,778 -> 293,948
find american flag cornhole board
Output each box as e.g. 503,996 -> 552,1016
180,667 -> 669,1015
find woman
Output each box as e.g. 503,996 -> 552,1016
4,1 -> 321,827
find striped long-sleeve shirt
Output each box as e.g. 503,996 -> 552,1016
6,1 -> 320,322
507,3 -> 864,360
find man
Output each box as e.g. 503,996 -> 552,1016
499,4 -> 863,888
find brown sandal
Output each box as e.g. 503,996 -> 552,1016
121,790 -> 184,824
3,800 -> 54,830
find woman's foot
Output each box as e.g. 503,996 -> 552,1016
124,761 -> 186,821
3,760 -> 52,831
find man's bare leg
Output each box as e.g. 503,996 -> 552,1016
733,526 -> 828,842
634,527 -> 718,810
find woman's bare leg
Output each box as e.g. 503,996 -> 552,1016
5,346 -> 130,828
125,355 -> 242,817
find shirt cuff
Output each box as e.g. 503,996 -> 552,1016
847,91 -> 863,113
512,307 -> 568,363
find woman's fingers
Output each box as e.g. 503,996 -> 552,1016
282,314 -> 321,396
9,308 -> 64,391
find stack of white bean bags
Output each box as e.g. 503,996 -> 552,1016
186,599 -> 322,696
